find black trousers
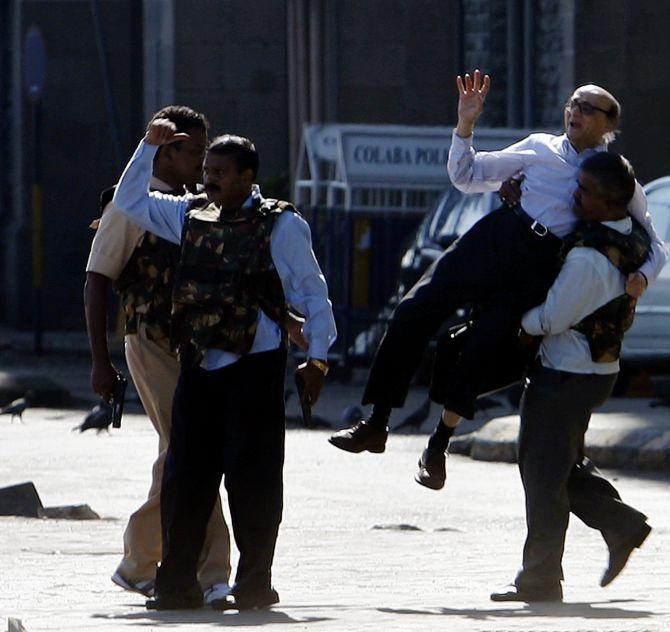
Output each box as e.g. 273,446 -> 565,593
515,365 -> 648,591
155,347 -> 287,598
362,205 -> 562,418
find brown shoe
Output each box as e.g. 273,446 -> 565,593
328,421 -> 387,453
601,522 -> 651,587
414,448 -> 446,490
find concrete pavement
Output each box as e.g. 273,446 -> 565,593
1,408 -> 669,631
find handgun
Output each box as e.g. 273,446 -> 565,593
111,372 -> 128,428
294,371 -> 314,429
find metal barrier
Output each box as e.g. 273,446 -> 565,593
299,206 -> 425,369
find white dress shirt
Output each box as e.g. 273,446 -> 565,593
112,140 -> 337,371
447,131 -> 667,283
521,217 -> 633,374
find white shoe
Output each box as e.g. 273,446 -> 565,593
204,582 -> 232,605
111,570 -> 155,597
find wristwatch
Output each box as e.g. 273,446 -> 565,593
308,358 -> 329,376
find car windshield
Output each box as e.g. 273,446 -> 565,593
419,187 -> 463,245
437,192 -> 493,242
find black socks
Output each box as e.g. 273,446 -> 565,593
426,418 -> 454,453
367,404 -> 391,430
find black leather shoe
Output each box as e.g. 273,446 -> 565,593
490,583 -> 563,603
328,421 -> 387,453
414,447 -> 447,490
210,587 -> 279,611
601,522 -> 651,587
146,588 -> 204,610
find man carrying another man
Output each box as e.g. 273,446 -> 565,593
491,152 -> 652,602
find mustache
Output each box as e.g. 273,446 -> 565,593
204,183 -> 221,192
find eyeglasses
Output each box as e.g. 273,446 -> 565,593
565,97 -> 611,117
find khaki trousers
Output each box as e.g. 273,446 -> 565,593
116,322 -> 231,588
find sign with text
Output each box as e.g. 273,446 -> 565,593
341,132 -> 451,183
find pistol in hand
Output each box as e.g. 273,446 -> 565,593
294,371 -> 314,429
111,372 -> 128,428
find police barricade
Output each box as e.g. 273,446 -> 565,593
299,204 -> 425,372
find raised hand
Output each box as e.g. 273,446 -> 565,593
455,69 -> 491,137
144,118 -> 191,146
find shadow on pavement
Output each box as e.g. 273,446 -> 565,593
92,607 -> 332,626
379,599 -> 656,620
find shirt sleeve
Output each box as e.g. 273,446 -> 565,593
447,131 -> 537,193
112,140 -> 191,245
270,212 -> 337,360
521,249 -> 619,336
627,181 -> 669,284
85,203 -> 144,279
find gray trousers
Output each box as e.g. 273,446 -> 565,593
515,364 -> 647,591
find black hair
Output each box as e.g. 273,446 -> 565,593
208,134 -> 259,179
150,105 -> 209,133
150,105 -> 208,154
580,152 -> 636,208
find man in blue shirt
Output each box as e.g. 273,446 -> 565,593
112,119 -> 336,611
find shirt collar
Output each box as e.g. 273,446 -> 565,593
242,183 -> 263,208
559,134 -> 608,163
602,216 -> 632,234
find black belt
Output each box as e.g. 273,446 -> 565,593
512,205 -> 550,237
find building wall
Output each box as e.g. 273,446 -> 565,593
7,1 -> 140,329
575,0 -> 670,183
337,0 -> 459,125
173,0 -> 290,186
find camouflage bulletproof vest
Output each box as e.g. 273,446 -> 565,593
102,186 -> 182,344
561,217 -> 651,362
170,194 -> 293,367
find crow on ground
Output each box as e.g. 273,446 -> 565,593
74,402 -> 114,433
0,391 -> 34,423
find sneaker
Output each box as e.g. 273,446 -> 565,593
111,570 -> 155,597
203,582 -> 232,605
328,421 -> 388,453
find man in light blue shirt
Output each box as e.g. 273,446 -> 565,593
112,119 -> 336,611
491,152 -> 651,603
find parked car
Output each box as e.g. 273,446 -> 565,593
621,176 -> 670,371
